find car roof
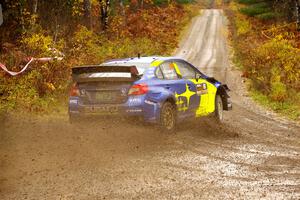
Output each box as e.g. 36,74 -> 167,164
72,56 -> 183,69
102,56 -> 181,66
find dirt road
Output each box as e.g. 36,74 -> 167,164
1,9 -> 300,200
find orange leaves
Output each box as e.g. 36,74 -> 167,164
108,4 -> 186,52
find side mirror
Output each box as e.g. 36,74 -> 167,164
195,73 -> 202,81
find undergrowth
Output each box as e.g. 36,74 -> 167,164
226,1 -> 300,121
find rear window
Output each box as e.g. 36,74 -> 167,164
159,62 -> 179,80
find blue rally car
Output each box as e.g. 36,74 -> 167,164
69,57 -> 232,131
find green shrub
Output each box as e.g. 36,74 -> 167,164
257,12 -> 280,20
245,36 -> 300,102
235,16 -> 252,36
270,81 -> 287,102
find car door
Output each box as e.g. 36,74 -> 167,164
173,60 -> 216,117
157,61 -> 193,115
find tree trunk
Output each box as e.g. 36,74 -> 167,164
104,0 -> 110,29
84,0 -> 91,29
99,0 -> 110,30
139,0 -> 144,9
33,0 -> 38,14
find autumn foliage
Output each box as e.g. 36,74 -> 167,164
226,1 -> 300,119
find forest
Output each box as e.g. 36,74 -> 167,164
0,0 -> 299,119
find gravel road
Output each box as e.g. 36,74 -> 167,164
1,8 -> 300,200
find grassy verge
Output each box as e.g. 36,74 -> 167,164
251,90 -> 300,120
225,1 -> 300,121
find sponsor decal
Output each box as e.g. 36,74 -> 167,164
85,106 -> 118,113
196,83 -> 208,95
126,109 -> 142,113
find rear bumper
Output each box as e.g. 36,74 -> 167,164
69,96 -> 161,123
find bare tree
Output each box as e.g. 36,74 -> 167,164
99,0 -> 110,30
33,0 -> 38,14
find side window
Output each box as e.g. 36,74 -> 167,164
175,61 -> 197,79
156,67 -> 164,79
159,62 -> 179,80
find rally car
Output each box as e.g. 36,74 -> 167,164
69,57 -> 232,131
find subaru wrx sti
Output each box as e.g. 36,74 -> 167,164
69,57 -> 232,131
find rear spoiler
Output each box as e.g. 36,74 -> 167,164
71,65 -> 139,82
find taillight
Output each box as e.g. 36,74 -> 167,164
128,83 -> 148,95
70,83 -> 80,96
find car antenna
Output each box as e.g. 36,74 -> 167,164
138,53 -> 141,59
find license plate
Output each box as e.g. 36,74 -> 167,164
95,91 -> 114,102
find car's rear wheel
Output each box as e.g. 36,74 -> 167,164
214,95 -> 223,122
160,101 -> 176,132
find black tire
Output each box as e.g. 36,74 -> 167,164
160,101 -> 177,132
214,95 -> 224,122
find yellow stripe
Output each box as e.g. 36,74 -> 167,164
173,63 -> 182,76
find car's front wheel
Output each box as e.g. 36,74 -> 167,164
214,95 -> 223,122
160,101 -> 176,132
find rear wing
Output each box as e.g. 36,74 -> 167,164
72,65 -> 139,82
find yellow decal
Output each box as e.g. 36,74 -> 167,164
172,63 -> 182,76
189,79 -> 217,117
150,60 -> 163,67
